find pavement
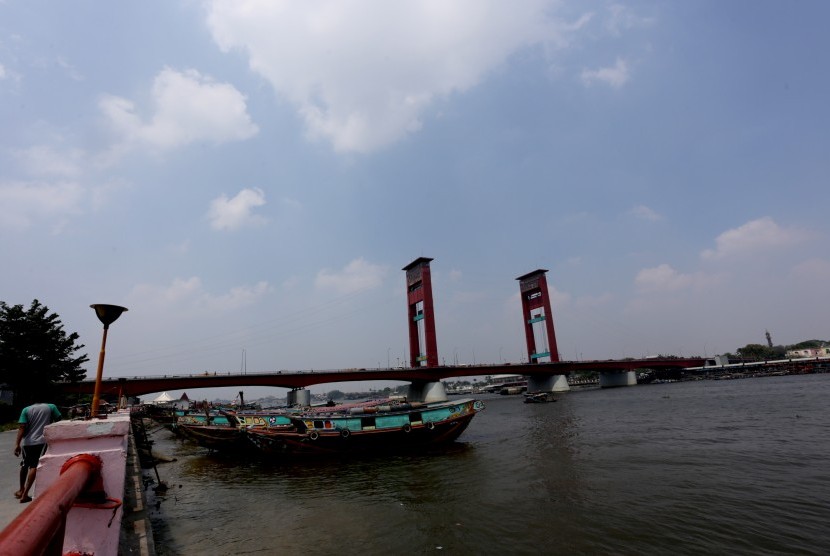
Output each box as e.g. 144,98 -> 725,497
0,429 -> 28,530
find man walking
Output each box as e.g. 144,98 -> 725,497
13,402 -> 62,503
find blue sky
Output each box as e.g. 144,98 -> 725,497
2,1 -> 828,400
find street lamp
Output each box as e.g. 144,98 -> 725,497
90,304 -> 128,418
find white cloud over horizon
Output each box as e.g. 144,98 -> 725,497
315,258 -> 389,294
204,0 -> 588,153
701,217 -> 810,261
634,264 -> 717,293
127,277 -> 271,315
0,180 -> 85,231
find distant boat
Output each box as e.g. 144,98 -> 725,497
173,398 -> 485,456
523,392 -> 556,404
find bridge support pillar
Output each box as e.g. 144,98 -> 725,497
599,371 -> 637,388
407,381 -> 448,403
527,374 -> 570,393
287,388 -> 311,407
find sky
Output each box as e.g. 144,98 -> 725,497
2,1 -> 828,401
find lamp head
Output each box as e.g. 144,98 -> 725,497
90,304 -> 128,329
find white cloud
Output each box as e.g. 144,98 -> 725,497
12,145 -> 85,178
207,187 -> 267,231
205,0 -> 586,153
128,277 -> 270,314
0,180 -> 85,231
701,217 -> 809,260
792,258 -> 830,281
449,269 -> 463,282
57,57 -> 84,81
315,257 -> 388,294
581,57 -> 630,88
635,264 -> 715,293
453,290 -> 489,304
629,204 -> 662,221
574,292 -> 613,308
605,4 -> 656,36
0,63 -> 5,79
100,67 -> 258,151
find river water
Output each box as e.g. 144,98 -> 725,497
146,374 -> 830,555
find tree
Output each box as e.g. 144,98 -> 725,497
0,299 -> 89,407
735,343 -> 776,361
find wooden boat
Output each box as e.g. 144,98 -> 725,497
177,422 -> 247,450
523,392 -> 556,403
245,398 -> 484,456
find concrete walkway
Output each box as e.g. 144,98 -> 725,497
0,429 -> 28,530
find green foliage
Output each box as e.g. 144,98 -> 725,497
0,299 -> 89,408
735,343 -> 777,361
326,389 -> 345,400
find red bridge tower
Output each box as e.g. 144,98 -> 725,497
517,269 -> 560,363
403,257 -> 439,367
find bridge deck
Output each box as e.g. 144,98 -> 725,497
66,358 -> 705,397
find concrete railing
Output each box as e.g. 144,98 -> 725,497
0,412 -> 131,556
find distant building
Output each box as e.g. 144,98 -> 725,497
172,392 -> 191,410
785,347 -> 830,358
704,355 -> 731,367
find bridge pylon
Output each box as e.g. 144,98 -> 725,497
403,257 -> 439,368
516,269 -> 560,364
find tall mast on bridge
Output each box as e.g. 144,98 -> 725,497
516,269 -> 560,363
403,257 -> 439,368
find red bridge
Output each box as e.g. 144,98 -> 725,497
73,258 -> 708,398
67,358 -> 704,398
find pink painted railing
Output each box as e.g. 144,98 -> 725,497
0,413 -> 132,556
0,454 -> 104,556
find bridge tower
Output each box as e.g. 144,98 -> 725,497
517,269 -> 560,363
517,269 -> 569,393
403,257 -> 439,368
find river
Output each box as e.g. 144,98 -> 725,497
146,374 -> 830,555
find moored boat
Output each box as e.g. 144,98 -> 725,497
177,422 -> 247,450
171,397 -> 485,456
245,398 -> 484,456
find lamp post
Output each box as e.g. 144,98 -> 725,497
89,304 -> 128,418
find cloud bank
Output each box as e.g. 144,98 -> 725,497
205,0 -> 583,153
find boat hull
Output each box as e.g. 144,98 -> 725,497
172,398 -> 484,457
177,423 -> 247,451
247,413 -> 475,456
247,398 -> 483,457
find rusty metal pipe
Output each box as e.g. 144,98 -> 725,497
0,454 -> 102,556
